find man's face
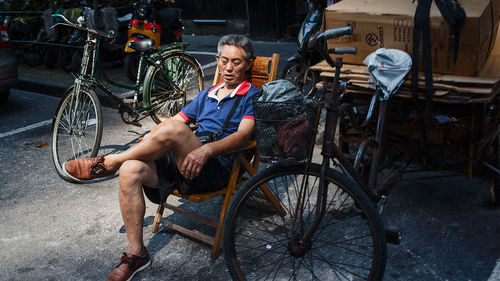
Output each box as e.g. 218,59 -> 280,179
216,45 -> 253,88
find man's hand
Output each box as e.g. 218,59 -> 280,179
179,118 -> 254,180
180,145 -> 211,180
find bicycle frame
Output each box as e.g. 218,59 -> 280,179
72,30 -> 189,123
316,57 -> 382,201
292,28 -> 410,245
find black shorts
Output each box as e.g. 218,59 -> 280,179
143,151 -> 231,204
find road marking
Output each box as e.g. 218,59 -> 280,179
200,61 -> 218,70
488,258 -> 500,281
190,51 -> 217,56
0,119 -> 52,139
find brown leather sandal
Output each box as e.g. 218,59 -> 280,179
63,155 -> 116,181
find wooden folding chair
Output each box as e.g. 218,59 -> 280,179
151,53 -> 280,259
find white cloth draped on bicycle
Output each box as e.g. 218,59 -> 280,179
363,48 -> 412,100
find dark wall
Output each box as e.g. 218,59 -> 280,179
179,0 -> 247,20
179,0 -> 307,39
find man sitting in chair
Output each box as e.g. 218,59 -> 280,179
63,34 -> 259,281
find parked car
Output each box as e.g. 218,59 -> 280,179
0,23 -> 18,102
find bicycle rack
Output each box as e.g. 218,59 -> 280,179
0,0 -> 130,51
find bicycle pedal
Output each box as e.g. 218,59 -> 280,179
123,99 -> 135,104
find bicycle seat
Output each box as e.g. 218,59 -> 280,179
363,48 -> 412,100
127,39 -> 155,52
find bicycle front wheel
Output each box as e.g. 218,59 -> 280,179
223,163 -> 386,281
144,53 -> 203,124
280,60 -> 317,98
51,87 -> 103,183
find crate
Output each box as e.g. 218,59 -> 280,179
254,101 -> 317,164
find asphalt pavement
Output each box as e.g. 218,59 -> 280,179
0,35 -> 499,281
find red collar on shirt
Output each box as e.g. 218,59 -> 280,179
207,80 -> 251,97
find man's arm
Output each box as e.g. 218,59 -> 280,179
180,118 -> 254,180
205,118 -> 254,157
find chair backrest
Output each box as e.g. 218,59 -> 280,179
212,53 -> 280,89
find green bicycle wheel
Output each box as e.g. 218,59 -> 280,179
143,53 -> 203,124
51,87 -> 103,183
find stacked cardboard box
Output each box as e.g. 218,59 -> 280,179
312,60 -> 499,103
480,23 -> 500,77
323,0 -> 500,76
311,27 -> 500,103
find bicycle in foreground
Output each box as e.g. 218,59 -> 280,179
222,26 -> 411,280
49,14 -> 203,183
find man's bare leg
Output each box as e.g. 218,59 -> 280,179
104,120 -> 201,173
118,160 -> 159,256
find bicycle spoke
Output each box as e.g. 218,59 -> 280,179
256,254 -> 294,281
52,88 -> 101,181
309,248 -> 370,280
299,255 -> 321,280
235,242 -> 288,264
225,165 -> 385,281
312,187 -> 353,239
313,237 -> 374,259
147,54 -> 202,123
235,231 -> 289,249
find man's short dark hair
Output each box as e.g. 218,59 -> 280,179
217,34 -> 254,61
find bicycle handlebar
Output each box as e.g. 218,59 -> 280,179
50,14 -> 115,39
323,26 -> 353,40
328,47 -> 357,55
309,26 -> 353,50
309,26 -> 356,67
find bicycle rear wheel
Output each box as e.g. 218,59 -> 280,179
51,87 -> 103,183
223,163 -> 386,281
144,53 -> 203,124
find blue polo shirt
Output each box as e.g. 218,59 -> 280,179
179,80 -> 260,138
179,80 -> 260,169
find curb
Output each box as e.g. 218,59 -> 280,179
15,75 -> 69,100
14,66 -> 132,109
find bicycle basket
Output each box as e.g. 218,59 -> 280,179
254,101 -> 317,164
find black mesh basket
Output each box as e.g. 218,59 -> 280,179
254,101 -> 317,164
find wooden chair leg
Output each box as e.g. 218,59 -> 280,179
211,156 -> 241,259
240,156 -> 285,214
260,184 -> 286,216
152,203 -> 165,233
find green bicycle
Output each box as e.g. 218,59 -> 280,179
50,14 -> 203,182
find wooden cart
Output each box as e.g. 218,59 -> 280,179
310,59 -> 500,203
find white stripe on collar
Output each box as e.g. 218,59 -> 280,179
207,82 -> 244,99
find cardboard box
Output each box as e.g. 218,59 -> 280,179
323,0 -> 500,76
479,25 -> 500,77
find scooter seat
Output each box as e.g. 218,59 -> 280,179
128,39 -> 155,52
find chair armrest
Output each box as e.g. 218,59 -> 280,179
221,140 -> 256,156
